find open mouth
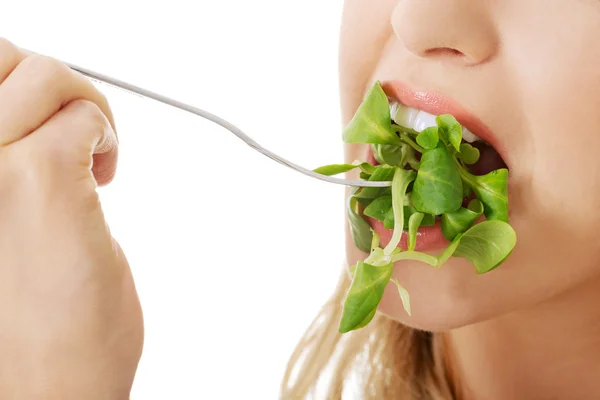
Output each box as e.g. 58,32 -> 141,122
385,100 -> 508,176
361,95 -> 509,251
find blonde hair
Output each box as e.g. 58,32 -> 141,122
280,268 -> 457,399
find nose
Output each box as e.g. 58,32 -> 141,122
391,0 -> 498,65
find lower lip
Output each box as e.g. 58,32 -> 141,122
366,217 -> 449,252
365,141 -> 450,252
364,147 -> 450,252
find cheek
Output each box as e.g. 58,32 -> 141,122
339,0 -> 397,131
504,4 -> 600,230
514,71 -> 600,243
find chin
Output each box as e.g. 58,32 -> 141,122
347,246 -> 521,332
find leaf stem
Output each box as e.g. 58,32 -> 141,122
364,248 -> 391,266
383,169 -> 416,255
405,146 -> 421,170
371,231 -> 380,250
392,123 -> 419,136
390,251 -> 439,266
455,159 -> 476,187
399,133 -> 425,153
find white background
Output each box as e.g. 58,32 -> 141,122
1,1 -> 346,398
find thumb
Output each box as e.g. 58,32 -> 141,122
28,99 -> 119,186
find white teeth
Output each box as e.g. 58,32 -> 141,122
390,103 -> 419,128
461,127 -> 481,143
413,111 -> 438,132
389,101 -> 484,142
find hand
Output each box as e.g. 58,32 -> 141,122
0,39 -> 143,399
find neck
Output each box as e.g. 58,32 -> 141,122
444,276 -> 600,400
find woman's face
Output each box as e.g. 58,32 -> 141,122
340,0 -> 600,331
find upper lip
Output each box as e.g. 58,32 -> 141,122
380,80 -> 507,165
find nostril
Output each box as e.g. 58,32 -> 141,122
423,47 -> 465,58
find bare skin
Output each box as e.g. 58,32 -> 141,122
0,40 -> 143,398
340,1 -> 600,399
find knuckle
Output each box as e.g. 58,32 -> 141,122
0,38 -> 18,58
3,100 -> 111,186
0,38 -> 22,77
60,100 -> 109,152
95,91 -> 111,113
12,102 -> 105,170
20,54 -> 71,89
70,99 -> 108,129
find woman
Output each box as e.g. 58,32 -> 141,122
282,1 -> 600,399
4,0 -> 600,398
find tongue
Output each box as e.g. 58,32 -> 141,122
468,142 -> 507,176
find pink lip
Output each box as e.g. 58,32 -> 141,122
367,217 -> 449,252
380,80 -> 507,164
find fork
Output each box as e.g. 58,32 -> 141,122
56,59 -> 390,188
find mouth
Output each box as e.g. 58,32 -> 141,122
365,80 -> 508,253
380,80 -> 508,175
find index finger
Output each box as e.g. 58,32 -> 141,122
0,41 -> 117,147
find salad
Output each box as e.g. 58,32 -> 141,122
314,81 -> 516,333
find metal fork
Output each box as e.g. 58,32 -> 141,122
59,60 -> 390,188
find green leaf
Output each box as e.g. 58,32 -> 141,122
354,166 -> 395,206
418,214 -> 435,227
463,182 -> 473,197
440,199 -> 484,241
407,212 -> 424,251
363,196 -> 393,222
349,262 -> 358,278
461,168 -> 509,222
342,81 -> 401,145
467,199 -> 483,212
405,207 -> 435,228
347,192 -> 373,253
312,163 -> 355,176
416,126 -> 439,150
412,145 -> 463,215
383,206 -> 435,230
458,143 -> 480,164
359,163 -> 377,174
360,171 -> 372,180
384,169 -> 417,254
313,162 -> 375,176
437,114 -> 462,152
436,233 -> 463,267
453,220 -> 517,274
372,143 -> 415,168
352,308 -> 377,330
399,132 -> 425,153
339,261 -> 393,333
405,146 -> 421,170
391,279 -> 411,316
383,193 -> 415,229
371,144 -> 404,166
